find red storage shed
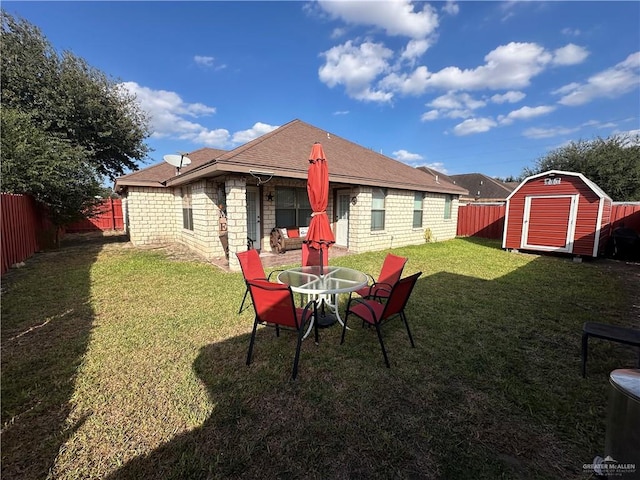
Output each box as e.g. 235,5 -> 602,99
502,170 -> 612,258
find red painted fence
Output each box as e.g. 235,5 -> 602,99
65,198 -> 124,233
610,203 -> 640,232
2,195 -> 124,275
1,194 -> 50,275
456,203 -> 506,239
457,202 -> 640,240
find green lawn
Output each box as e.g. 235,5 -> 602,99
1,237 -> 637,479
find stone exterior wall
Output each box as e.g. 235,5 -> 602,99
424,192 -> 459,242
125,176 -> 460,271
126,181 -> 228,260
178,179 -> 228,260
225,177 -> 248,272
348,188 -> 420,253
126,187 -> 178,245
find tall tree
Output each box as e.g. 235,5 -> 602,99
1,12 -> 150,228
522,134 -> 640,201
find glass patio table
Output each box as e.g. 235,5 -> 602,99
277,266 -> 369,339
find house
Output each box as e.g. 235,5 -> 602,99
448,173 -> 515,203
115,119 -> 467,271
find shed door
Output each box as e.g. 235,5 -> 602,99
521,195 -> 578,253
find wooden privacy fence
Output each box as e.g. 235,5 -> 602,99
457,203 -> 506,239
1,194 -> 52,275
65,198 -> 124,233
457,202 -> 640,240
610,202 -> 640,232
1,195 -> 124,275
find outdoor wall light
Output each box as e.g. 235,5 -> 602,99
351,196 -> 358,205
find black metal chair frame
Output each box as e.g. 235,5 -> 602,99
341,272 -> 421,368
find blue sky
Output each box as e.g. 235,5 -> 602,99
5,1 -> 639,179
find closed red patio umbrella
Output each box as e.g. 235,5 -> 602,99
302,142 -> 335,268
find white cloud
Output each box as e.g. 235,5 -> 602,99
194,55 -> 215,67
231,122 -> 279,144
553,82 -> 581,96
379,66 -> 430,96
442,1 -> 459,16
424,42 -> 553,91
552,44 -> 589,66
331,27 -> 347,39
491,91 -> 526,104
121,82 -> 216,118
561,27 -> 581,37
620,130 -> 640,145
453,118 -> 497,136
319,40 -> 394,102
522,126 -> 579,139
318,0 -> 439,39
555,52 -> 640,106
421,92 -> 485,121
499,105 -> 556,125
400,39 -> 431,63
393,149 -> 424,162
120,82 -> 219,141
421,109 -> 439,122
191,129 -> 231,146
333,110 -> 350,115
119,82 -> 277,148
430,91 -> 486,111
425,162 -> 448,174
582,119 -> 617,129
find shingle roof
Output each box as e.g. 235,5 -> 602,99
117,119 -> 466,195
115,147 -> 227,189
448,173 -> 515,201
415,166 -> 467,193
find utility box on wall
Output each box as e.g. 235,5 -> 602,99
502,170 -> 612,258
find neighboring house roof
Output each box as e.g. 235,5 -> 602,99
447,173 -> 515,201
115,119 -> 467,195
416,166 -> 459,188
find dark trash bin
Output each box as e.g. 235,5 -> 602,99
608,227 -> 640,261
601,369 -> 640,479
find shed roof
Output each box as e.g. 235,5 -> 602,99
506,170 -> 612,201
115,119 -> 466,195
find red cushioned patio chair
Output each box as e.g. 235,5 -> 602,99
236,249 -> 280,314
354,253 -> 408,301
246,279 -> 318,380
342,272 -> 421,368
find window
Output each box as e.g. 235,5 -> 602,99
275,187 -> 311,227
413,192 -> 423,228
371,188 -> 386,231
444,195 -> 452,220
182,186 -> 194,230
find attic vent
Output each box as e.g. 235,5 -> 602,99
435,175 -> 439,183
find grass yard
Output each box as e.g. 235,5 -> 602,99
1,236 -> 638,479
